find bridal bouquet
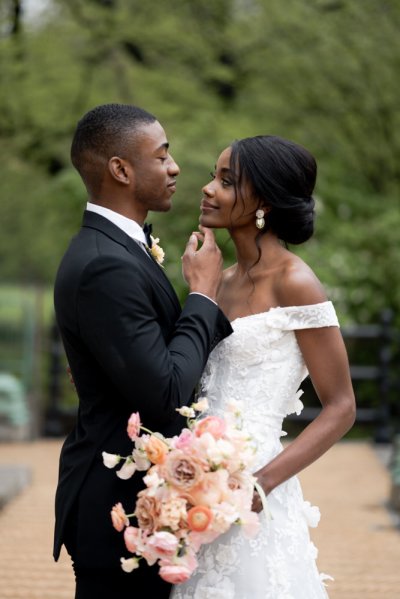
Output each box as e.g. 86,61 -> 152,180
102,398 -> 264,584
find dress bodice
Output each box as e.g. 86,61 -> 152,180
199,301 -> 339,470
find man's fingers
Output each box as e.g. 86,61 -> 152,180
200,226 -> 215,247
185,233 -> 199,253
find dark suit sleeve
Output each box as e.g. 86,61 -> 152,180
77,255 -> 232,427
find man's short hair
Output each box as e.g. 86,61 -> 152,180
70,103 -> 157,193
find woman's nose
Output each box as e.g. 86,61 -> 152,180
202,182 -> 214,197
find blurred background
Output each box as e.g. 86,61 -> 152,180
0,2 -> 400,597
0,0 -> 399,453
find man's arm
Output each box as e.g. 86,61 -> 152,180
77,256 -> 232,428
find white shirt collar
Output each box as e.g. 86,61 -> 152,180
86,202 -> 147,245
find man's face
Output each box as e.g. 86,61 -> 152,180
130,121 -> 180,213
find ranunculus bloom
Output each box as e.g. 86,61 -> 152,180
145,435 -> 168,465
194,416 -> 226,439
187,505 -> 213,532
127,412 -> 141,440
159,552 -> 198,583
102,451 -> 120,469
147,531 -> 179,558
135,494 -> 160,532
163,451 -> 204,491
159,564 -> 191,584
111,502 -> 129,532
120,557 -> 140,573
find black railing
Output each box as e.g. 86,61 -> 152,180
287,309 -> 398,443
44,310 -> 399,442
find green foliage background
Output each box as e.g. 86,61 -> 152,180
1,0 -> 399,326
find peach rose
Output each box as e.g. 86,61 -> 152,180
188,470 -> 230,507
135,494 -> 160,532
145,435 -> 168,465
163,451 -> 205,491
194,416 -> 226,439
127,412 -> 141,440
111,502 -> 129,532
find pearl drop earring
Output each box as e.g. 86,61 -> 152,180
255,209 -> 265,229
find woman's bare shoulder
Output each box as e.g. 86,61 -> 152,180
275,255 -> 327,307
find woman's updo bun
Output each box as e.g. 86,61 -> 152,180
230,135 -> 317,245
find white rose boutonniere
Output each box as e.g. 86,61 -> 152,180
149,236 -> 165,267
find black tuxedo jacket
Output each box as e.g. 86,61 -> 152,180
53,211 -> 232,573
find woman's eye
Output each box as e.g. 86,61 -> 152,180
209,171 -> 216,180
221,179 -> 232,187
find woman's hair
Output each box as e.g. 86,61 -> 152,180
230,135 -> 317,244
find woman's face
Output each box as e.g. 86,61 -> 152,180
200,146 -> 258,230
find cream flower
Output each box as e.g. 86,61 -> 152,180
116,459 -> 137,480
120,557 -> 140,572
102,451 -> 121,469
150,236 -> 165,265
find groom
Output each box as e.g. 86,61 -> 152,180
53,103 -> 232,599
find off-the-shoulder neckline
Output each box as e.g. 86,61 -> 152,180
229,300 -> 334,325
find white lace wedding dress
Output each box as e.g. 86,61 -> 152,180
171,301 -> 339,599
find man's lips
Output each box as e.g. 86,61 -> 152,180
167,181 -> 177,191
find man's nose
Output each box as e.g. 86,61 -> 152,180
168,156 -> 180,176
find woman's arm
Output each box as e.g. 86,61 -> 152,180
253,267 -> 356,510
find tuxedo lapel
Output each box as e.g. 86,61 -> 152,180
82,211 -> 181,314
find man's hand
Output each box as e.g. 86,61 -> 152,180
182,226 -> 223,301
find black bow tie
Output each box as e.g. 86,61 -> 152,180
143,222 -> 153,248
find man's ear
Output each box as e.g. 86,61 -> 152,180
108,157 -> 132,185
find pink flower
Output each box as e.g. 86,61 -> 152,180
174,428 -> 194,450
241,510 -> 260,538
127,412 -> 141,440
159,564 -> 191,584
158,495 -> 187,531
110,502 -> 129,532
159,552 -> 198,584
194,416 -> 226,439
124,526 -> 142,553
147,531 -> 179,558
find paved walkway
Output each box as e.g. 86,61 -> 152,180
0,440 -> 399,599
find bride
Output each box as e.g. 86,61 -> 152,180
171,135 -> 356,598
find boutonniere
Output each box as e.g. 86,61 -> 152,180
148,236 -> 165,267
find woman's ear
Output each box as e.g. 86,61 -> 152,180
108,156 -> 131,185
259,203 -> 272,215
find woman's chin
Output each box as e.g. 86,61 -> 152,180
199,214 -> 222,228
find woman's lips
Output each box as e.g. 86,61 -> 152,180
200,200 -> 218,211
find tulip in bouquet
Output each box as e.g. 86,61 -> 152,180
102,398 -> 266,584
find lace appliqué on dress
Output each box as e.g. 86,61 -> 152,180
170,302 -> 337,599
